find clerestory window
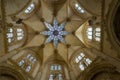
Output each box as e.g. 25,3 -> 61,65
75,53 -> 92,71
75,3 -> 85,13
7,28 -> 24,43
18,54 -> 36,72
24,3 -> 35,14
49,64 -> 63,80
86,27 -> 101,42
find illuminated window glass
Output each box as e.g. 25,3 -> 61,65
49,74 -> 54,80
79,63 -> 85,71
75,53 -> 85,63
17,54 -> 36,73
75,53 -> 92,71
17,28 -> 24,40
25,65 -> 31,72
75,3 -> 85,13
18,59 -> 25,66
86,27 -> 93,40
49,64 -> 63,80
95,28 -> 101,41
86,27 -> 101,42
7,28 -> 24,43
86,58 -> 92,64
24,3 -> 35,14
7,28 -> 13,43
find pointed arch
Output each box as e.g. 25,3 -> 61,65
40,53 -> 70,80
69,48 -> 97,77
10,48 -> 41,78
0,64 -> 27,80
78,62 -> 120,80
7,23 -> 28,51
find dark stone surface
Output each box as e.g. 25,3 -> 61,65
53,30 -> 59,36
113,5 -> 120,42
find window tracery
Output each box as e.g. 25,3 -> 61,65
18,54 -> 36,73
49,64 -> 63,80
7,27 -> 24,43
7,28 -> 14,43
86,27 -> 101,42
24,3 -> 35,14
94,28 -> 101,41
75,53 -> 92,71
86,27 -> 93,40
75,3 -> 85,13
17,28 -> 24,40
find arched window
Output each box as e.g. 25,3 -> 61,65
86,27 -> 93,40
75,3 -> 85,13
48,64 -> 63,80
11,49 -> 41,78
7,27 -> 24,43
18,54 -> 36,73
94,28 -> 101,41
86,27 -> 101,42
7,28 -> 14,43
75,53 -> 92,71
17,28 -> 24,40
24,3 -> 35,14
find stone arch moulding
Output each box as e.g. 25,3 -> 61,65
40,57 -> 70,80
8,23 -> 27,51
69,0 -> 92,19
15,0 -> 40,20
0,64 -> 27,80
106,0 -> 120,52
5,0 -> 32,16
77,62 -> 119,80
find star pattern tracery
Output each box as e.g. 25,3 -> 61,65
40,18 -> 69,48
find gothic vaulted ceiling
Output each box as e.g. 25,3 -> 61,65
1,0 -> 120,80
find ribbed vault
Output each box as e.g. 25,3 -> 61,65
0,0 -> 120,80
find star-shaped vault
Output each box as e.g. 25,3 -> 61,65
40,18 -> 69,48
